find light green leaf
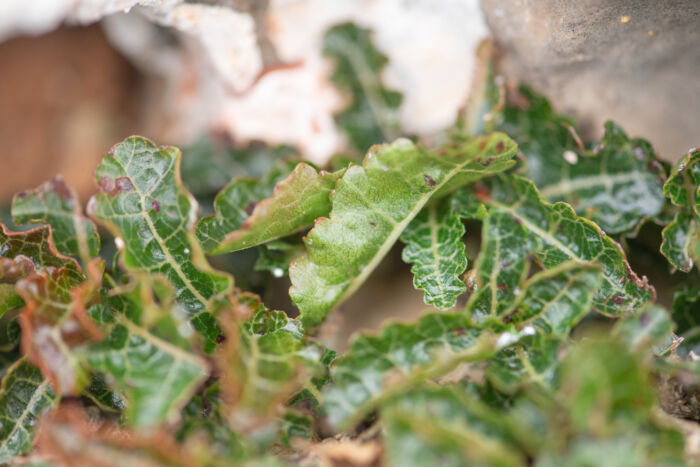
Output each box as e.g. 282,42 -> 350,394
661,149 -> 700,272
324,22 -> 402,153
322,313 -> 504,428
290,134 -> 517,329
87,136 -> 232,348
12,176 -> 100,260
203,163 -> 344,254
455,174 -> 655,317
0,358 -> 56,463
488,85 -> 667,235
400,196 -> 467,310
487,333 -> 561,393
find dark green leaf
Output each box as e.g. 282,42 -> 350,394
661,149 -> 700,272
670,285 -> 700,355
400,196 -> 467,310
323,22 -> 402,153
88,136 -> 232,347
486,84 -> 667,235
290,134 -> 517,329
0,358 -> 56,463
12,176 -> 100,260
254,240 -> 304,278
455,174 -> 655,317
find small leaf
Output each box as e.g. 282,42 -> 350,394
455,175 -> 655,317
290,134 -> 517,329
254,240 -> 304,278
0,358 -> 56,463
400,196 -> 467,310
324,22 -> 402,153
202,163 -> 344,254
661,149 -> 700,272
88,136 -> 232,348
487,333 -> 561,393
612,304 -> 676,353
12,176 -> 100,260
670,285 -> 700,354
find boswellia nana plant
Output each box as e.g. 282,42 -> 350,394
0,23 -> 698,466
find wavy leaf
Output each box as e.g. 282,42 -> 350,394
400,196 -> 467,310
87,136 -> 232,348
16,266 -> 102,394
290,134 -> 517,329
661,149 -> 700,272
12,176 -> 100,260
201,162 -> 344,254
0,358 -> 56,463
455,174 -> 655,317
324,22 -> 402,153
485,84 -> 667,235
84,304 -> 209,428
217,293 -> 328,433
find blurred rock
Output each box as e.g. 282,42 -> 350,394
482,0 -> 700,160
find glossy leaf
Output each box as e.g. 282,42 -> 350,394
16,266 -> 102,394
492,85 -> 667,235
323,22 -> 402,153
254,240 -> 304,278
322,313 -> 514,427
202,163 -> 344,254
400,196 -> 467,310
290,134 -> 517,329
0,358 -> 56,463
87,136 -> 232,347
12,176 -> 100,259
487,333 -> 561,393
455,175 -> 655,317
661,149 -> 700,272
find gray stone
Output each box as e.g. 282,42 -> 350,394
482,0 -> 700,160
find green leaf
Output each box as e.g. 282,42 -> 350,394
217,293 -> 328,432
16,266 -> 101,394
87,136 -> 232,347
670,284 -> 700,354
455,174 -> 655,317
202,163 -> 344,254
400,196 -> 467,310
661,149 -> 700,272
487,333 -> 561,393
181,137 -> 294,196
254,240 -> 304,278
323,22 -> 402,153
0,358 -> 56,463
84,307 -> 209,427
489,85 -> 667,235
322,313 -> 506,428
12,176 -> 100,260
290,134 -> 517,329
613,304 -> 676,353
382,386 -> 528,467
